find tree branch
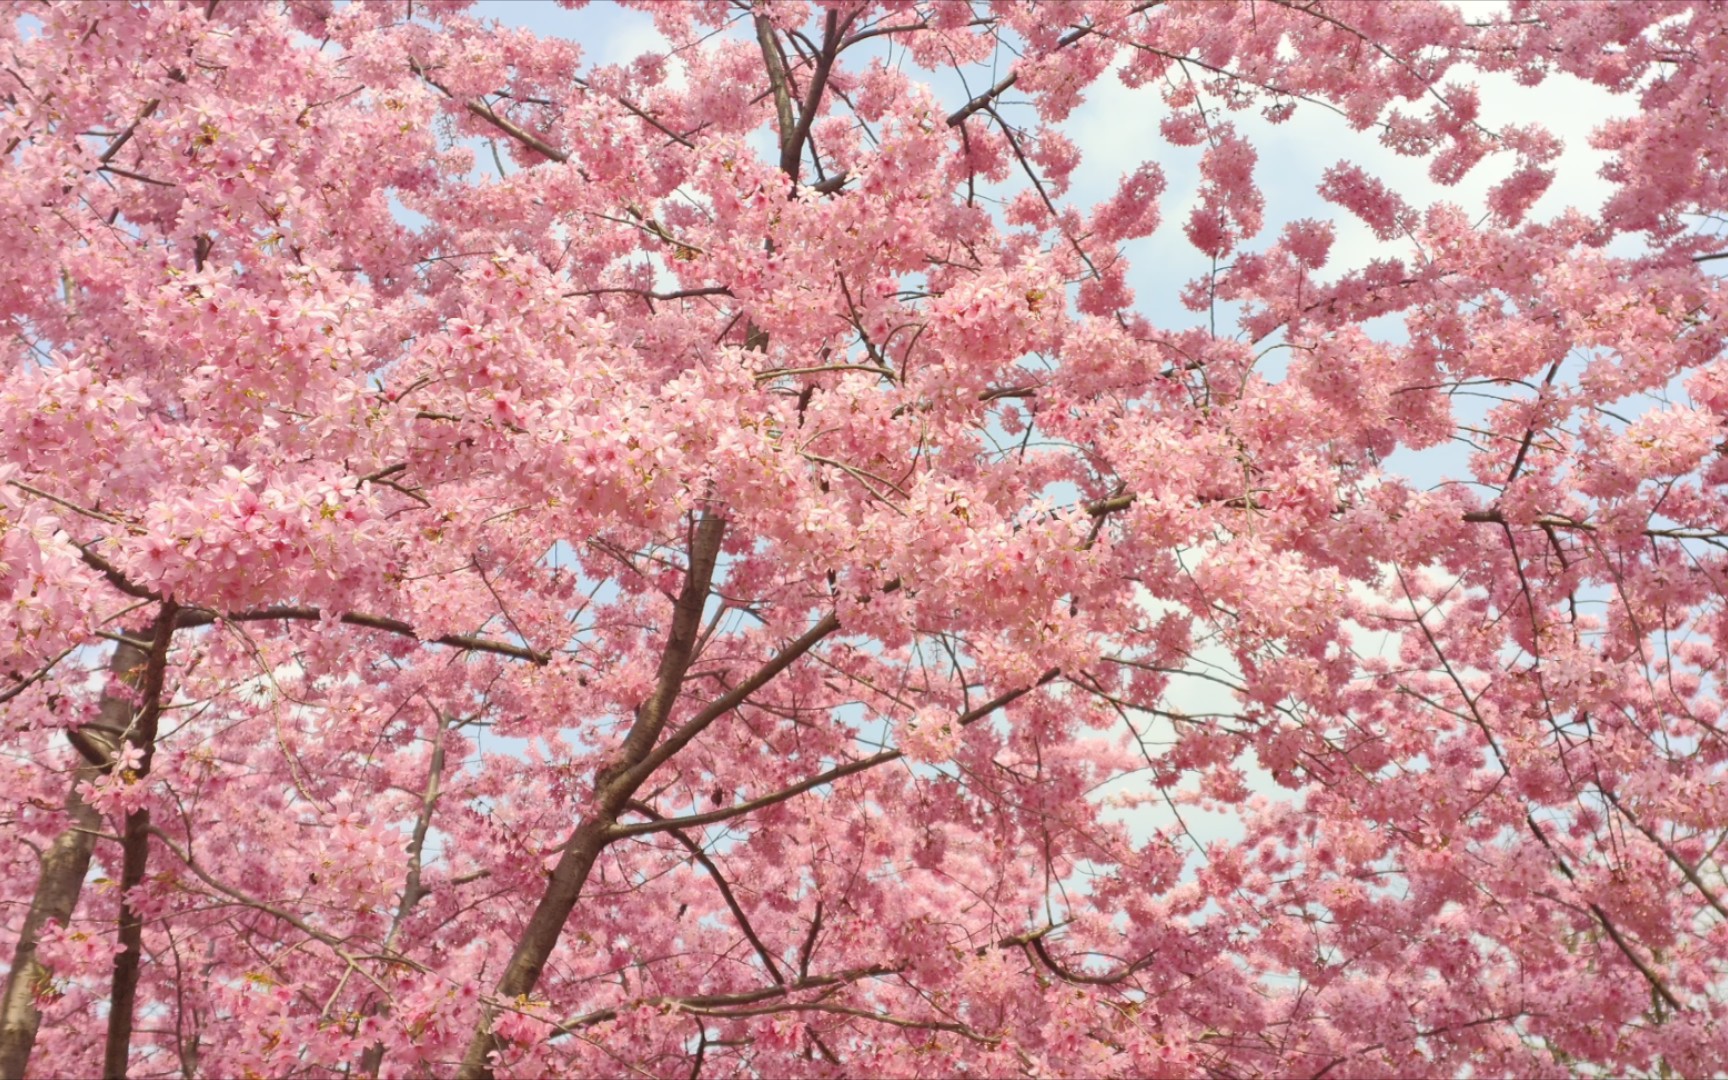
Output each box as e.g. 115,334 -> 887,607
681,1000 -> 1001,1044
76,544 -> 159,600
553,964 -> 900,1034
0,645 -> 77,706
358,709 -> 450,1076
457,512 -> 727,1079
1027,935 -> 1157,987
610,668 -> 1060,839
98,98 -> 159,163
412,59 -> 570,165
1525,812 -> 1684,1015
549,924 -> 1061,1037
797,902 -> 822,980
944,5 -> 1158,127
626,802 -> 784,983
179,606 -> 549,664
609,513 -> 728,772
7,479 -> 124,524
71,544 -> 548,664
754,15 -> 797,163
1602,787 -> 1728,923
0,638 -> 148,1078
626,612 -> 841,785
573,76 -> 694,149
779,9 -> 847,178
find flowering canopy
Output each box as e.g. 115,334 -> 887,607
3,1 -> 1728,1077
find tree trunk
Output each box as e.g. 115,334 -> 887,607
101,612 -> 175,1080
100,806 -> 151,1080
453,821 -> 612,1079
0,638 -> 147,1080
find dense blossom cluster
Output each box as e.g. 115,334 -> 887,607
2,1 -> 1727,1077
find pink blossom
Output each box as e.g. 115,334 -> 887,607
1,3 -> 1726,1078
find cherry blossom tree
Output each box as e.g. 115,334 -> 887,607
3,0 -> 1727,1076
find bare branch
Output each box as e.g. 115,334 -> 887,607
359,709 -> 451,1076
8,479 -> 125,524
0,645 -> 77,706
797,902 -> 822,980
610,513 -> 729,771
553,964 -> 900,1034
1602,787 -> 1728,922
573,76 -> 694,148
780,8 -> 848,177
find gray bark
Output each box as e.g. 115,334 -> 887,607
1,638 -> 148,1080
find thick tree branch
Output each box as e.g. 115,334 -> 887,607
97,98 -> 158,163
779,9 -> 847,178
626,612 -> 841,785
76,544 -> 159,600
797,901 -> 822,980
610,513 -> 729,771
457,512 -> 726,1079
754,15 -> 797,163
70,543 -> 548,664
